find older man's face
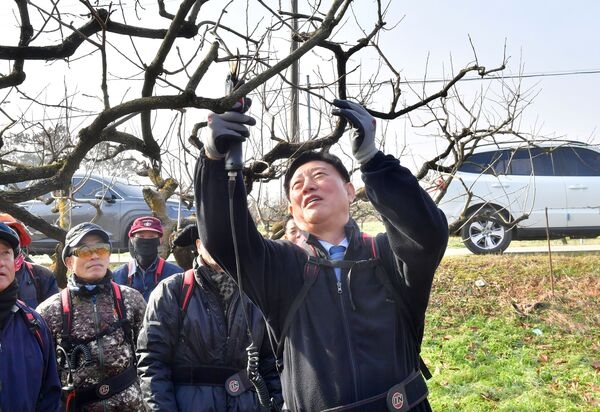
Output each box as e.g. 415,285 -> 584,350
0,241 -> 16,292
288,160 -> 355,235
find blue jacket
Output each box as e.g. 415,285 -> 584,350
0,301 -> 61,412
194,151 -> 448,411
113,257 -> 182,301
16,262 -> 59,308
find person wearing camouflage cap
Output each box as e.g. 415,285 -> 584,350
0,222 -> 61,412
0,213 -> 58,307
37,222 -> 147,411
113,216 -> 182,301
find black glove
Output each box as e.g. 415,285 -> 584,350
331,99 -> 378,164
203,111 -> 256,160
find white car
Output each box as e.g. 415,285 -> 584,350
432,141 -> 600,254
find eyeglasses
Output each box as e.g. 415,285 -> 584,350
71,243 -> 111,259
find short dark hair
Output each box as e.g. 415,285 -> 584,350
283,151 -> 350,199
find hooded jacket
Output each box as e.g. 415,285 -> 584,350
37,272 -> 147,411
137,260 -> 282,411
194,151 -> 448,411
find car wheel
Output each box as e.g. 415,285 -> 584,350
461,208 -> 513,254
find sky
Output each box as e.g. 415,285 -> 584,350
384,1 -> 600,147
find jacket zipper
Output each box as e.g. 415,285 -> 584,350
335,271 -> 360,401
91,295 -> 108,411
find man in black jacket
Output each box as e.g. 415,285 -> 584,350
136,224 -> 282,411
194,99 -> 448,411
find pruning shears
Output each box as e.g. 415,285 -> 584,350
224,53 -> 247,172
225,54 -> 248,113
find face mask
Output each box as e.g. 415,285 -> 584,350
130,237 -> 160,268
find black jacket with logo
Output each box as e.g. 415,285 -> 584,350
194,151 -> 448,411
137,261 -> 282,411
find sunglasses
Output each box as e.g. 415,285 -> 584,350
71,243 -> 111,258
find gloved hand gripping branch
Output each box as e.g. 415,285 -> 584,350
203,56 -> 255,171
204,111 -> 255,165
224,57 -> 252,172
331,99 -> 379,165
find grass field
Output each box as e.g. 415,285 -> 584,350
424,253 -> 600,411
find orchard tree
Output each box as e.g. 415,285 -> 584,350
0,0 -> 533,267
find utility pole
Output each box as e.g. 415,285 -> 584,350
289,0 -> 299,142
306,75 -> 311,138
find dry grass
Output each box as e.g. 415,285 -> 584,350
425,252 -> 600,411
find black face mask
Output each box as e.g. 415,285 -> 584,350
130,237 -> 160,269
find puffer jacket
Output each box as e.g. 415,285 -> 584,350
37,272 -> 147,412
137,261 -> 282,411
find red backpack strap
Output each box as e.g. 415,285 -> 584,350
111,281 -> 126,321
16,300 -> 44,349
155,258 -> 166,285
60,288 -> 72,340
180,269 -> 196,313
361,233 -> 377,258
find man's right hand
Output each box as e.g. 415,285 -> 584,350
203,111 -> 256,160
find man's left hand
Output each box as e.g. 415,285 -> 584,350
332,99 -> 378,164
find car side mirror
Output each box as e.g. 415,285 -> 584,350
95,191 -> 116,203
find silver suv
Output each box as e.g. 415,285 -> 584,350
19,172 -> 195,254
434,141 -> 600,254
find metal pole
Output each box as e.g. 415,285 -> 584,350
306,75 -> 311,138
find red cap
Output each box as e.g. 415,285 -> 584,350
0,213 -> 32,247
128,216 -> 163,237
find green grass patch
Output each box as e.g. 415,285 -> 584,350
423,253 -> 600,411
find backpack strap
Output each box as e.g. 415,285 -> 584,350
60,282 -> 134,355
155,258 -> 165,285
274,257 -> 320,371
111,281 -> 127,321
128,257 -> 166,287
60,288 -> 72,345
127,261 -> 134,286
24,261 -> 44,305
180,269 -> 196,313
16,300 -> 44,350
367,234 -> 432,379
